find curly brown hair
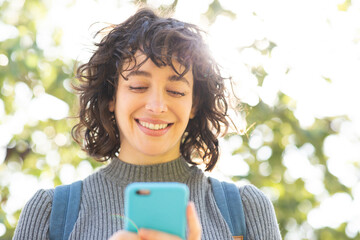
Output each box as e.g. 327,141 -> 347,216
72,8 -> 230,171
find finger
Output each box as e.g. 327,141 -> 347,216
138,228 -> 182,240
187,202 -> 202,240
109,230 -> 141,240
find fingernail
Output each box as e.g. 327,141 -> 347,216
138,228 -> 148,235
138,229 -> 147,240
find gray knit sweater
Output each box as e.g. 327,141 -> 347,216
13,157 -> 281,240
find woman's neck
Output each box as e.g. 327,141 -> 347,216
117,146 -> 181,166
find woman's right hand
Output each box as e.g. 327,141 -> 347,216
109,201 -> 201,240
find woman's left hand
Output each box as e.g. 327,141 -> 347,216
137,202 -> 202,240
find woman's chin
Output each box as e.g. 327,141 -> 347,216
138,148 -> 179,160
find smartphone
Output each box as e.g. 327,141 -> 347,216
124,182 -> 189,239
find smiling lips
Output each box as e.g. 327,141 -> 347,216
138,120 -> 169,130
135,119 -> 173,136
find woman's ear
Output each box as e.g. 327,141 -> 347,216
190,98 -> 198,119
109,99 -> 115,112
190,108 -> 196,119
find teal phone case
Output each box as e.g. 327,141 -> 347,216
125,182 -> 189,239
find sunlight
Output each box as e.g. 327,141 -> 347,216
2,0 -> 360,238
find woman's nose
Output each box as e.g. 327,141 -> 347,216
145,91 -> 168,113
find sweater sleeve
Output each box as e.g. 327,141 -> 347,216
13,189 -> 54,240
239,185 -> 282,240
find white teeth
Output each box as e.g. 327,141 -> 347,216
138,120 -> 169,130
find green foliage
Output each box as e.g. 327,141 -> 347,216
1,0 -> 359,239
204,0 -> 236,24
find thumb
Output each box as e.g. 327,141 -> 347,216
187,202 -> 202,240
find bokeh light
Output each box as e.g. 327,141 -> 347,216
1,0 -> 360,239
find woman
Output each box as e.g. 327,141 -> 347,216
13,8 -> 281,240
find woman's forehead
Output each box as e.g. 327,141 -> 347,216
121,51 -> 192,77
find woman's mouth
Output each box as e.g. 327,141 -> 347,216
135,119 -> 173,136
137,120 -> 170,130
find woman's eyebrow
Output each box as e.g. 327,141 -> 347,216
168,75 -> 190,87
125,70 -> 151,79
126,70 -> 190,86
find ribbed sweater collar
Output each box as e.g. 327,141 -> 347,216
99,156 -> 192,184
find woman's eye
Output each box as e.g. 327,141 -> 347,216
129,86 -> 147,92
168,90 -> 185,97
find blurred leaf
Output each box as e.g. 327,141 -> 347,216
1,1 -> 359,240
338,0 -> 352,11
204,0 -> 236,24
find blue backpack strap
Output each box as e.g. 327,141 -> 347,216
209,177 -> 247,240
49,180 -> 83,240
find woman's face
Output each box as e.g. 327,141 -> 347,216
109,53 -> 196,165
